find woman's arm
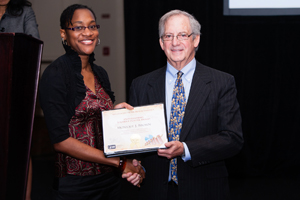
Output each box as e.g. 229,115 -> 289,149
54,137 -> 120,167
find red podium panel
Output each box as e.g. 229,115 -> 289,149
0,33 -> 43,200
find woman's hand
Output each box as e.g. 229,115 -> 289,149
122,159 -> 145,187
114,102 -> 134,110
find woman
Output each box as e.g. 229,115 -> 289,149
39,4 -> 144,199
0,0 -> 39,38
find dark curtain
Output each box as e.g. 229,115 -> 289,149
124,0 -> 300,179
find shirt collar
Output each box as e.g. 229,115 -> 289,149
166,58 -> 196,83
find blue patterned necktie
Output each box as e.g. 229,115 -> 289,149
169,71 -> 186,184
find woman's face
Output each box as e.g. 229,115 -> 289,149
60,8 -> 99,56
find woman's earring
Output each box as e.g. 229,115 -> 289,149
96,38 -> 100,46
62,38 -> 67,45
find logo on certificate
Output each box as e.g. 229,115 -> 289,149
108,145 -> 116,149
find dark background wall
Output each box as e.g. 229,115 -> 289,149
124,0 -> 300,179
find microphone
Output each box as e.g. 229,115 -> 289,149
0,27 -> 5,32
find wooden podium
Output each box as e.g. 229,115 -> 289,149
0,33 -> 43,200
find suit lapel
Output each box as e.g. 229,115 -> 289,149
180,62 -> 211,141
147,67 -> 166,104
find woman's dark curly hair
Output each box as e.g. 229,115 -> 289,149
6,0 -> 32,16
60,4 -> 97,29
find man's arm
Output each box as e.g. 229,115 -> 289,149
185,75 -> 243,167
157,75 -> 243,166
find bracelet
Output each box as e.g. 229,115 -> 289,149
118,156 -> 127,172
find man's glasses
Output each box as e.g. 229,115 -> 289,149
162,32 -> 194,41
66,25 -> 100,32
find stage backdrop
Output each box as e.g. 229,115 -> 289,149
124,0 -> 300,178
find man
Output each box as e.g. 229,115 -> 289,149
128,10 -> 243,200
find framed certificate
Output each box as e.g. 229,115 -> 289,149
102,103 -> 168,157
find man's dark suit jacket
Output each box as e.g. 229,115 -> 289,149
128,61 -> 243,200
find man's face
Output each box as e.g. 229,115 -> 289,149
159,15 -> 200,70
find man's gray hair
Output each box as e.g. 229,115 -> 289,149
158,10 -> 201,40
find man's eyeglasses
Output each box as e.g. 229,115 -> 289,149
162,32 -> 194,41
66,25 -> 100,32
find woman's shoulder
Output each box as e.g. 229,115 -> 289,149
12,5 -> 34,17
22,5 -> 33,12
42,55 -> 71,78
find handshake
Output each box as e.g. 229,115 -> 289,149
120,157 -> 146,187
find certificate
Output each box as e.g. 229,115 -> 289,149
102,103 -> 168,157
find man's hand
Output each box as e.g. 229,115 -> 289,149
122,159 -> 145,187
157,141 -> 184,159
114,102 -> 134,110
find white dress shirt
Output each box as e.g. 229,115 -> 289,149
165,58 -> 196,181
